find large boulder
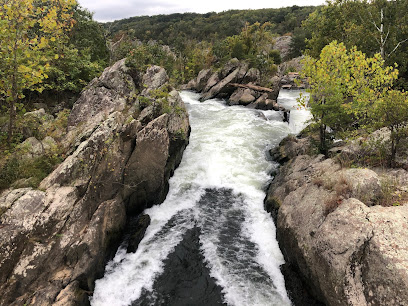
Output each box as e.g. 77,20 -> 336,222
266,136 -> 408,305
273,36 -> 292,60
0,60 -> 190,305
67,59 -> 135,134
200,66 -> 242,101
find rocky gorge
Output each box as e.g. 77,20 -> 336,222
266,135 -> 408,305
0,60 -> 190,305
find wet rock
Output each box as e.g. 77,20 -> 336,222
127,214 -> 151,253
133,227 -> 225,306
229,88 -> 256,105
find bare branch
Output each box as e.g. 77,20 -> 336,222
387,38 -> 408,57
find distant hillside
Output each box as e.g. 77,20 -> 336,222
104,6 -> 318,48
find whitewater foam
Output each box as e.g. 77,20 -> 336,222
91,90 -> 310,306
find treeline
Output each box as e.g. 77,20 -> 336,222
105,6 -> 317,49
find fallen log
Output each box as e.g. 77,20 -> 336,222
228,83 -> 275,93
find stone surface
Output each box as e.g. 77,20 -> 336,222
195,68 -> 213,92
273,36 -> 292,60
0,60 -> 190,305
266,135 -> 408,306
127,214 -> 151,253
16,137 -> 44,159
141,65 -> 169,94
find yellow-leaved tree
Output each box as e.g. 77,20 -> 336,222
0,0 -> 76,144
299,41 -> 398,155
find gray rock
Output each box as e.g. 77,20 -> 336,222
17,137 -> 44,159
203,72 -> 220,93
273,36 -> 292,60
0,60 -> 190,305
122,114 -> 171,213
195,68 -> 213,92
238,89 -> 256,105
67,59 -> 134,133
24,108 -> 53,122
243,68 -> 261,84
229,88 -> 246,105
219,58 -> 241,79
41,136 -> 57,152
142,65 -> 169,92
200,67 -> 241,101
266,136 -> 408,305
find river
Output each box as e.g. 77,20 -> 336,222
91,90 -> 311,306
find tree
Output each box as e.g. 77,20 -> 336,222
300,41 -> 398,154
0,0 -> 76,144
374,90 -> 408,165
43,5 -> 109,99
303,0 -> 408,87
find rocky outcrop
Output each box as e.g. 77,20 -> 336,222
183,56 -> 307,111
266,136 -> 408,305
183,59 -> 284,111
273,36 -> 292,61
0,60 -> 190,305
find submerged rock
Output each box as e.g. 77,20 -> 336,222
0,60 -> 190,305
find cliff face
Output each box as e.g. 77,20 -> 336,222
266,136 -> 408,306
0,60 -> 190,305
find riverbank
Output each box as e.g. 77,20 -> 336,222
265,134 -> 408,305
0,61 -> 190,305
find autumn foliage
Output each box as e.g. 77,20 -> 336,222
0,0 -> 77,143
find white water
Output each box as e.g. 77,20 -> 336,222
91,90 -> 311,306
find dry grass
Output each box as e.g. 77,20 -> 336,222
313,174 -> 352,216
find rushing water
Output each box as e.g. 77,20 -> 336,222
91,90 -> 311,306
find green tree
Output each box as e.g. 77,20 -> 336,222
374,90 -> 408,165
0,0 -> 76,144
300,41 -> 398,154
303,0 -> 408,87
43,5 -> 109,99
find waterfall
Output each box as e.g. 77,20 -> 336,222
91,90 -> 310,306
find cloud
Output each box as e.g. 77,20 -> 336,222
78,0 -> 325,22
79,0 -> 188,21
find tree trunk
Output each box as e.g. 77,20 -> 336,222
320,123 -> 328,156
390,129 -> 398,168
7,99 -> 15,145
7,68 -> 18,145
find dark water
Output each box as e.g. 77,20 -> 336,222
133,226 -> 225,306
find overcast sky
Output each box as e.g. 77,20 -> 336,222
78,0 -> 326,22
